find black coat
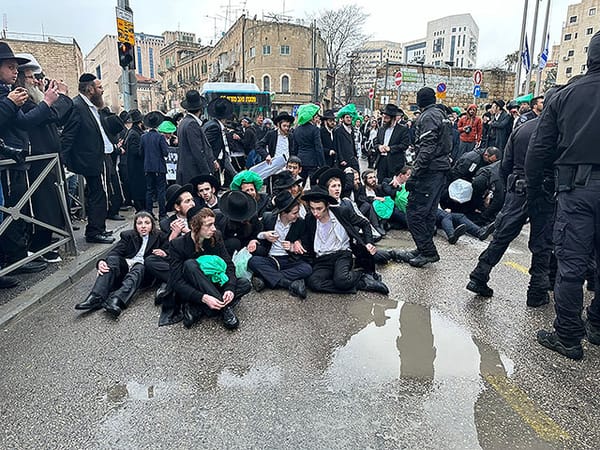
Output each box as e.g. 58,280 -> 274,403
373,123 -> 410,177
320,125 -> 335,166
124,124 -> 146,201
489,110 -> 512,151
333,125 -> 357,168
255,211 -> 306,256
292,123 -> 325,168
412,104 -> 452,179
241,126 -> 257,154
176,114 -> 215,184
203,118 -> 226,161
142,129 -> 168,173
104,229 -> 169,262
256,129 -> 295,159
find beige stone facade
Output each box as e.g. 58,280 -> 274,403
556,0 -> 600,84
1,35 -> 83,95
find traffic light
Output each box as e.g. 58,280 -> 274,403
118,42 -> 135,70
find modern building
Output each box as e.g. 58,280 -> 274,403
352,41 -> 404,95
425,14 -> 479,69
556,0 -> 599,84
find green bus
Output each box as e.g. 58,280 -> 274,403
200,82 -> 271,120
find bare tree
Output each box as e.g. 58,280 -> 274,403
311,4 -> 369,107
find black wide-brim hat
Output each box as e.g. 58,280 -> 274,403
166,183 -> 194,212
271,191 -> 301,215
218,191 -> 257,222
0,42 -> 30,64
382,103 -> 403,117
317,168 -> 347,192
302,186 -> 337,205
189,174 -> 220,191
273,170 -> 300,191
144,111 -> 168,129
181,90 -> 207,111
127,109 -> 143,123
207,97 -> 234,120
273,112 -> 295,125
320,109 -> 336,120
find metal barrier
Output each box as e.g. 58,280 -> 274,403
0,153 -> 77,276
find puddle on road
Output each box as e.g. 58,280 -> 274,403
217,365 -> 283,389
105,380 -> 165,404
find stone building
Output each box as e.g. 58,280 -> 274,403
1,33 -> 83,95
555,0 -> 600,84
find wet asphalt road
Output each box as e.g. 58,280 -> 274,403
1,227 -> 599,449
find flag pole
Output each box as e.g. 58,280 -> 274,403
515,0 -> 530,97
535,0 -> 552,95
526,0 -> 542,95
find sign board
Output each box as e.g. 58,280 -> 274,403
436,82 -> 447,94
473,85 -> 481,98
368,88 -> 374,99
401,71 -> 420,83
473,70 -> 483,85
394,71 -> 403,87
381,95 -> 390,104
166,146 -> 178,181
116,7 -> 134,45
292,105 -> 300,117
435,91 -> 447,100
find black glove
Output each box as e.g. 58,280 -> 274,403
0,139 -> 25,164
527,190 -> 554,217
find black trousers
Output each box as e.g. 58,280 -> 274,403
470,189 -> 553,296
552,181 -> 600,344
0,169 -> 30,264
83,174 -> 107,237
406,171 -> 447,257
91,255 -> 146,305
307,250 -> 360,294
105,154 -> 123,218
248,254 -> 312,287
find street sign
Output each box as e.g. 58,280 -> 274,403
381,96 -> 390,104
368,88 -> 374,100
116,7 -> 135,45
394,71 -> 403,87
436,82 -> 447,94
435,91 -> 447,100
292,105 -> 300,117
473,70 -> 483,85
473,85 -> 481,98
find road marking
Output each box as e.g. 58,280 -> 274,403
504,261 -> 529,275
484,374 -> 571,443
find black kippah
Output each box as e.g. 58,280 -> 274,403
79,73 -> 96,83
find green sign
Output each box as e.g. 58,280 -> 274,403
401,71 -> 420,83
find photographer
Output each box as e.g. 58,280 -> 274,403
456,104 -> 482,161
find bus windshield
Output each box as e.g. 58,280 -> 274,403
201,82 -> 271,120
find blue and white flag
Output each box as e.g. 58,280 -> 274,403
539,33 -> 550,72
521,33 -> 531,74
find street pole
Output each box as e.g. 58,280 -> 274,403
515,0 -> 529,97
117,0 -> 137,111
383,58 -> 389,102
525,0 -> 541,95
535,0 -> 551,96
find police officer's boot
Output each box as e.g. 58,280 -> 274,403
467,263 -> 494,297
526,289 -> 550,307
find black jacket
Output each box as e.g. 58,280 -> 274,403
373,123 -> 410,169
256,129 -> 295,159
203,118 -> 226,161
176,114 -> 215,184
451,147 -> 487,181
500,117 -> 538,181
241,125 -> 256,154
333,125 -> 356,166
292,123 -> 325,168
320,125 -> 335,166
255,211 -> 306,256
125,124 -> 146,201
412,104 -> 452,178
142,129 -> 168,173
489,110 -> 512,150
104,229 -> 168,263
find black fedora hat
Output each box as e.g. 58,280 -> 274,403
273,111 -> 295,125
207,97 -> 234,120
0,42 -> 30,64
302,186 -> 337,205
166,183 -> 194,211
310,166 -> 329,187
273,170 -> 301,191
189,174 -> 220,191
143,111 -> 168,129
318,168 -> 347,192
127,109 -> 143,123
181,90 -> 206,111
320,109 -> 336,120
382,103 -> 403,117
218,191 -> 257,222
272,191 -> 301,215
102,112 -> 125,142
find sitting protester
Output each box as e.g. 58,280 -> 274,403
190,174 -> 220,210
218,190 -> 263,256
436,208 -> 496,244
160,184 -> 196,240
230,170 -> 270,217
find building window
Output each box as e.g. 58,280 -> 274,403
281,75 -> 290,93
452,27 -> 456,32
581,64 -> 587,73
249,47 -> 255,58
149,48 -> 155,79
137,46 -> 143,75
250,76 -> 255,84
569,15 -> 577,23
263,45 -> 271,55
280,45 -> 290,55
587,27 -> 594,35
263,75 -> 270,91
568,49 -> 575,56
585,46 -> 589,53
590,8 -> 597,16
566,66 -> 573,76
95,65 -> 102,80
564,33 -> 572,41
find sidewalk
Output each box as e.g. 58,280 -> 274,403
0,209 -> 135,326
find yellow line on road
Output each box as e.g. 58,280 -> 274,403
504,261 -> 530,275
484,374 -> 571,443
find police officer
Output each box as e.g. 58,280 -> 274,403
396,87 -> 452,267
467,101 -> 553,307
526,31 -> 600,360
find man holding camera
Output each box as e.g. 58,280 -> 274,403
456,104 -> 482,160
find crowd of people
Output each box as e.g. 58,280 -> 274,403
2,32 -> 600,361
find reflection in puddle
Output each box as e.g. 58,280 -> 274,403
105,381 -> 165,404
217,365 -> 283,390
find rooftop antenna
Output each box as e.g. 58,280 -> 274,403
2,14 -> 7,39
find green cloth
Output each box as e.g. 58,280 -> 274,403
394,185 -> 409,213
514,93 -> 533,104
196,255 -> 229,286
373,196 -> 395,219
157,121 -> 176,134
297,103 -> 320,126
230,170 -> 264,191
336,103 -> 358,120
451,106 -> 462,114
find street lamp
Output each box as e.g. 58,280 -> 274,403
444,60 -> 454,92
415,57 -> 426,86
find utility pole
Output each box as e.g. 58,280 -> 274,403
525,0 -> 541,95
383,57 -> 389,100
515,0 -> 529,97
535,0 -> 552,96
116,0 -> 137,111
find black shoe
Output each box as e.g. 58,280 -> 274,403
408,254 -> 440,268
182,303 -> 202,329
86,234 -> 116,244
41,251 -> 62,263
477,222 -> 496,240
252,276 -> 265,293
158,305 -> 184,327
393,249 -> 420,263
584,320 -> 600,345
222,306 -> 239,330
102,230 -> 114,236
107,214 -> 126,221
527,291 -> 550,307
448,224 -> 467,245
289,279 -> 307,299
75,293 -> 104,310
357,273 -> 389,295
537,330 -> 583,360
0,275 -> 19,289
466,280 -> 494,297
104,296 -> 124,317
154,282 -> 171,306
11,260 -> 48,274
119,205 -> 132,211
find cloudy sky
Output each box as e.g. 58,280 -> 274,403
2,0 -> 574,65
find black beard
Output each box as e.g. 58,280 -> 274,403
90,92 -> 104,108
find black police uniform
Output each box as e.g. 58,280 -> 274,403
468,118 -> 554,306
525,31 -> 600,356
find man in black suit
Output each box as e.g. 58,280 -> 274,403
60,73 -> 115,244
373,103 -> 410,181
333,109 -> 359,172
256,112 -> 295,163
319,109 -> 336,167
203,97 -> 238,186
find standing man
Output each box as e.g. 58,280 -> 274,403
488,100 -> 511,151
319,109 -> 336,167
256,111 -> 295,164
142,111 -> 169,220
60,73 -> 115,244
397,87 -> 452,267
517,96 -> 544,127
373,103 -> 410,181
333,104 -> 359,172
456,104 -> 482,160
292,103 -> 324,179
203,97 -> 238,186
175,90 -> 216,185
527,31 -> 600,360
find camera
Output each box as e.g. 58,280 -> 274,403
464,126 -> 472,134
